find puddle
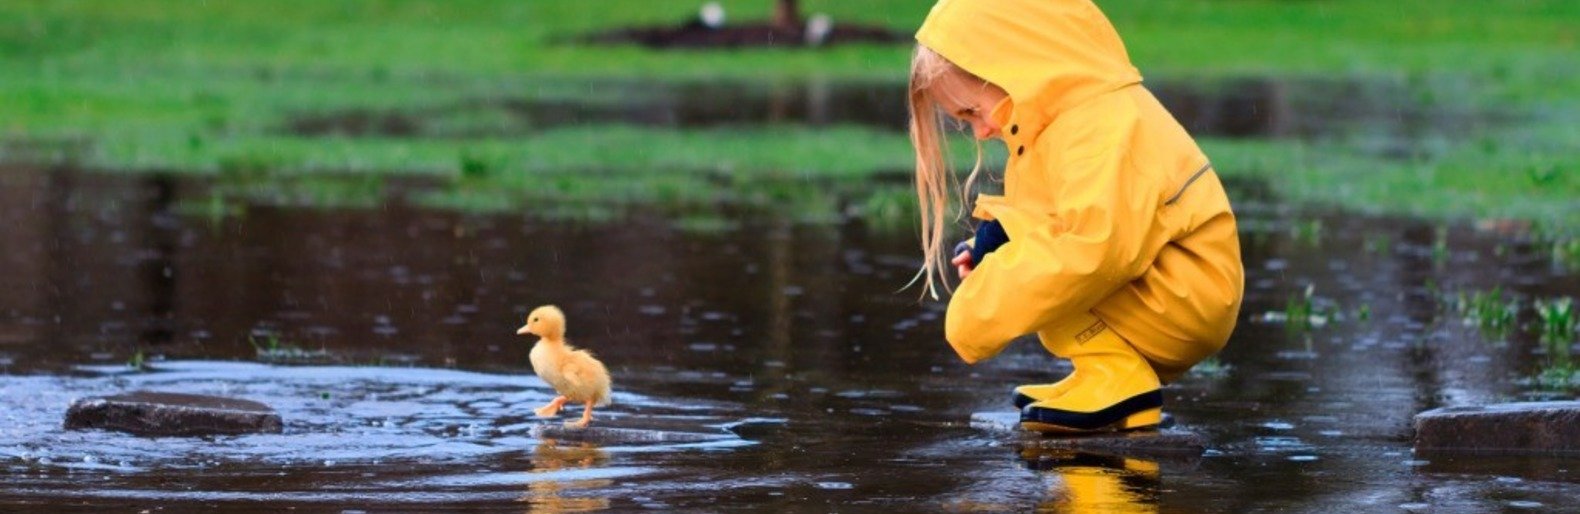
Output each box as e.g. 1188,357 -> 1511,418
287,80 -> 911,136
282,77 -> 1503,144
0,166 -> 1577,511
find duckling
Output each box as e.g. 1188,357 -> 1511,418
516,305 -> 612,428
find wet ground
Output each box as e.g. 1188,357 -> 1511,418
1,167 -> 1578,512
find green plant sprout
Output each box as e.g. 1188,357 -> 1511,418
1535,297 -> 1576,344
1454,287 -> 1519,335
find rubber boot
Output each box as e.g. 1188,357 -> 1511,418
1011,371 -> 1080,410
1021,323 -> 1162,433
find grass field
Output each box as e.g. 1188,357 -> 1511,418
2,0 -> 1576,230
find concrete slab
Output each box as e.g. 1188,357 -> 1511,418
1414,401 -> 1580,455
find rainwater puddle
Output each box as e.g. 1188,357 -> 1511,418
283,76 -> 1502,144
0,167 -> 1577,511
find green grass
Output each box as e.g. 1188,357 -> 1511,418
2,0 -> 1577,231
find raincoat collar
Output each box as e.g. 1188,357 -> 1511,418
917,0 -> 1142,139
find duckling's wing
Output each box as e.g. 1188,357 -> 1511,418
555,356 -> 602,399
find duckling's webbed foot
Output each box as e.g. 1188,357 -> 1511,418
563,402 -> 596,429
535,396 -> 568,418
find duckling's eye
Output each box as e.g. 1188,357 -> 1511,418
531,317 -> 538,322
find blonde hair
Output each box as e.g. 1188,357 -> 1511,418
907,44 -> 989,299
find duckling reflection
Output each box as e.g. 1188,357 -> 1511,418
1019,449 -> 1160,514
519,438 -> 612,513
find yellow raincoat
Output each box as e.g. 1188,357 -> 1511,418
918,0 -> 1244,381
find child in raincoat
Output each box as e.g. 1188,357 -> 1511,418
908,0 -> 1244,432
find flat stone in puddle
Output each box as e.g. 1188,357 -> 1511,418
529,424 -> 733,445
1414,401 -> 1580,455
971,411 -> 1206,457
64,391 -> 283,437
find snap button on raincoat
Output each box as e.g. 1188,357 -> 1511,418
917,0 -> 1244,380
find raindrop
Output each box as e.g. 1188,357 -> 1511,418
1287,455 -> 1318,462
1507,501 -> 1543,509
1399,503 -> 1431,512
1403,459 -> 1429,467
815,481 -> 854,490
1261,421 -> 1296,430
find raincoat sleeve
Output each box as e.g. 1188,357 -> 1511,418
944,115 -> 1164,364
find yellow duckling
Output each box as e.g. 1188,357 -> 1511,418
516,305 -> 613,428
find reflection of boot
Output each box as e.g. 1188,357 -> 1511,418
1021,321 -> 1162,433
1020,449 -> 1160,513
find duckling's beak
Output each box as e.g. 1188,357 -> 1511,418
515,325 -> 531,336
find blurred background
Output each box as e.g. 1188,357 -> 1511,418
3,0 -> 1574,225
1,1 -> 1577,512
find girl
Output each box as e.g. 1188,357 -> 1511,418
909,0 -> 1244,432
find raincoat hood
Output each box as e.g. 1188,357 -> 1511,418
915,0 -> 1141,121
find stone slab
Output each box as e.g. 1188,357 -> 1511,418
64,390 -> 283,437
528,424 -> 734,445
971,411 -> 1206,457
1414,401 -> 1580,455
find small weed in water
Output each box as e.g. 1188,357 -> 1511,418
126,349 -> 145,370
1292,219 -> 1323,247
1536,362 -> 1577,391
1364,234 -> 1392,255
1552,237 -> 1580,271
1535,326 -> 1576,392
249,334 -> 283,353
1534,297 -> 1576,344
1431,226 -> 1450,266
250,334 -> 333,364
1264,284 -> 1332,330
1454,287 -> 1519,335
1190,356 -> 1232,378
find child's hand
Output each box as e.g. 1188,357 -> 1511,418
951,247 -> 975,278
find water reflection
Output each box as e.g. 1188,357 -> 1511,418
521,439 -> 611,513
282,77 -> 1497,142
1019,449 -> 1160,514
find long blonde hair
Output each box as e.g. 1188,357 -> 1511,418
907,44 -> 989,300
